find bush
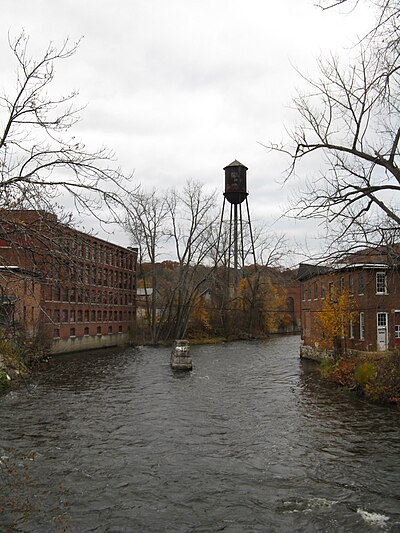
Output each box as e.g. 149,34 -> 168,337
0,370 -> 10,390
354,362 -> 377,385
319,351 -> 400,404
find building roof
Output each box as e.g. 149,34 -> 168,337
297,263 -> 330,281
223,160 -> 248,170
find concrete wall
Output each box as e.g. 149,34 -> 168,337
51,332 -> 130,354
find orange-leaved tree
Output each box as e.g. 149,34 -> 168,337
317,287 -> 357,357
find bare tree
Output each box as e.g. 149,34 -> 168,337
264,1 -> 400,259
162,180 -> 219,340
125,189 -> 168,343
125,180 -> 219,342
0,32 -> 132,233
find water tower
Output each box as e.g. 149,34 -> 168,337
216,160 -> 256,286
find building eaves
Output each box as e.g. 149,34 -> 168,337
297,263 -> 330,281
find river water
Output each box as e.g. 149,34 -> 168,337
1,335 -> 400,532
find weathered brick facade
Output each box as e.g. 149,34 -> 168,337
299,254 -> 400,352
0,210 -> 138,353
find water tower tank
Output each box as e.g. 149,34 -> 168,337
223,160 -> 248,204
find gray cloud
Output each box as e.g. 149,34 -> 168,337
1,0 -> 374,262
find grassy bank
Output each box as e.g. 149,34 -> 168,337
319,351 -> 400,404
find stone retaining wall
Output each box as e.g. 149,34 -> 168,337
300,343 -> 379,362
300,344 -> 336,362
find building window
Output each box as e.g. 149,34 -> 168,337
349,274 -> 354,294
118,325 -> 123,333
53,328 -> 60,338
314,283 -> 318,300
97,310 -> 102,321
91,310 -> 96,321
62,309 -> 68,323
321,286 -> 326,300
97,326 -> 102,335
340,277 -> 345,291
328,282 -> 334,299
377,312 -> 387,327
358,272 -> 364,295
376,272 -> 387,294
53,309 -> 60,322
70,327 -> 76,337
359,312 -> 365,341
54,286 -> 61,301
349,320 -> 354,339
84,310 -> 89,322
62,288 -> 69,302
395,325 -> 400,339
108,325 -> 113,335
77,310 -> 83,322
70,309 -> 76,322
84,326 -> 89,336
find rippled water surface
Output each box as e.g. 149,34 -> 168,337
1,335 -> 400,532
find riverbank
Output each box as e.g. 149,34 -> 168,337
318,351 -> 400,404
0,339 -> 48,393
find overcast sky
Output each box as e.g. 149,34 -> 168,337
1,0 -> 373,265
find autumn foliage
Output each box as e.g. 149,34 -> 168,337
320,351 -> 400,404
316,287 -> 357,355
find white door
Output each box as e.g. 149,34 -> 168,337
377,312 -> 388,351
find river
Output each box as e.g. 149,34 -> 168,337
1,335 -> 400,532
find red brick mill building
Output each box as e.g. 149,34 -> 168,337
298,247 -> 400,356
0,210 -> 137,353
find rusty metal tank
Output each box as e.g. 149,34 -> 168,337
223,160 -> 248,205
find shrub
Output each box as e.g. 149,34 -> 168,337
0,370 -> 10,390
354,362 -> 377,385
319,351 -> 400,404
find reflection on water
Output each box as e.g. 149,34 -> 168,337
1,336 -> 400,532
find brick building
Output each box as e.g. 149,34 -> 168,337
298,248 -> 400,353
0,210 -> 138,353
